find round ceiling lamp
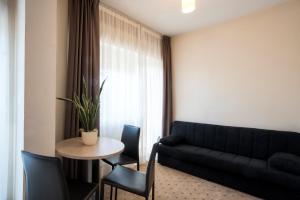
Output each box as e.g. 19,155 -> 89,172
182,0 -> 196,14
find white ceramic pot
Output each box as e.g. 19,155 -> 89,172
81,129 -> 98,145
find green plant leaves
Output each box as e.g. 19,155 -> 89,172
56,77 -> 106,132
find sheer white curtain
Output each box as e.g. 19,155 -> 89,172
0,0 -> 13,199
100,6 -> 163,161
0,0 -> 23,199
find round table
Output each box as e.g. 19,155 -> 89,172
56,137 -> 124,160
56,137 -> 124,197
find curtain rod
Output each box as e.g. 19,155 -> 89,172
99,2 -> 163,37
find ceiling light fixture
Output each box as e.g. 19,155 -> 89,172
182,0 -> 196,14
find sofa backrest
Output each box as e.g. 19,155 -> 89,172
171,121 -> 300,160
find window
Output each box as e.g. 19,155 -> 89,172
99,6 -> 163,161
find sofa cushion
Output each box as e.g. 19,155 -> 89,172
160,135 -> 183,146
159,144 -> 300,191
158,144 -> 267,180
268,153 -> 300,176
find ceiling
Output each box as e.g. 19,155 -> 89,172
101,0 -> 288,36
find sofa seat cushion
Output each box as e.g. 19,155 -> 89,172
268,153 -> 300,176
158,144 -> 267,180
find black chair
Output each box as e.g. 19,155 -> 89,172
21,151 -> 99,200
101,143 -> 159,200
103,125 -> 140,170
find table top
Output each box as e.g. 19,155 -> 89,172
56,137 -> 124,160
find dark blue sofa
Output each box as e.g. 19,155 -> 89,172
158,121 -> 300,200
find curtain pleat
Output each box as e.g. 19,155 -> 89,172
99,6 -> 163,161
162,36 -> 173,137
64,0 -> 100,180
0,0 -> 14,198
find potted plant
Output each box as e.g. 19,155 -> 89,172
58,78 -> 106,145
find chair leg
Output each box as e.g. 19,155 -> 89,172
110,165 -> 115,200
95,186 -> 100,200
100,182 -> 104,200
110,186 -> 113,200
152,182 -> 155,200
110,187 -> 112,200
137,162 -> 140,171
115,187 -> 118,200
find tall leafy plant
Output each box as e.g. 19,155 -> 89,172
58,78 -> 106,132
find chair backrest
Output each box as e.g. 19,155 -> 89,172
146,143 -> 159,194
21,151 -> 70,200
121,125 -> 140,161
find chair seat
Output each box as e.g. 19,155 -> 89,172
67,179 -> 99,200
103,165 -> 146,195
103,154 -> 137,166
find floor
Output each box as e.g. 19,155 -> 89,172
102,163 -> 260,200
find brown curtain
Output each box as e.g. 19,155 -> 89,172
64,0 -> 100,180
162,36 -> 173,137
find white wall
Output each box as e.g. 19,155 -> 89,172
172,0 -> 300,132
56,0 -> 68,143
24,0 -> 68,156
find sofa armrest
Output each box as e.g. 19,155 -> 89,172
268,152 -> 300,176
160,135 -> 183,146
